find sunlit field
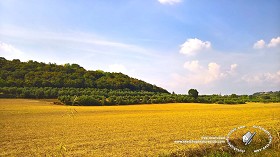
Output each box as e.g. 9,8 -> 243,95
0,99 -> 279,156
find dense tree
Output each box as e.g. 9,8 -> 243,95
188,89 -> 199,99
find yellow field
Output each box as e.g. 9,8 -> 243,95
0,99 -> 279,156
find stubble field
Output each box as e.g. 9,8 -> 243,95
0,99 -> 279,156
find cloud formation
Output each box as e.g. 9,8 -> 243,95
229,64 -> 238,74
253,40 -> 265,49
108,64 -> 128,74
180,38 -> 211,56
183,60 -> 202,72
253,36 -> 280,49
158,0 -> 182,5
242,70 -> 280,85
267,37 -> 280,48
0,41 -> 24,59
182,60 -> 237,84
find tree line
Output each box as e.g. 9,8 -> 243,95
1,87 -> 279,105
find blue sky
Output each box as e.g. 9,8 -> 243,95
0,0 -> 279,94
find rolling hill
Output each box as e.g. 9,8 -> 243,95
0,57 -> 169,93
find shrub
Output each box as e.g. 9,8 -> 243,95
78,95 -> 101,106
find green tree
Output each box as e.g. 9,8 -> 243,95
188,89 -> 199,99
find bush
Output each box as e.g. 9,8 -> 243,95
216,100 -> 224,104
78,95 -> 101,106
58,95 -> 72,105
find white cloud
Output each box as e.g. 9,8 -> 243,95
181,61 -> 237,84
253,40 -> 265,49
242,70 -> 280,85
230,64 -> 238,71
183,60 -> 202,72
227,64 -> 238,75
180,38 -> 211,56
207,62 -> 223,82
267,36 -> 280,48
108,64 -> 128,74
253,36 -> 280,49
0,41 -> 24,59
158,0 -> 182,5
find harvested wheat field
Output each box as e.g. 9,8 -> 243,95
0,99 -> 279,156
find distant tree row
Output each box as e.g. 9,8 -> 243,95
0,57 -> 168,93
1,87 -> 279,105
0,87 -> 160,99
58,94 -> 248,106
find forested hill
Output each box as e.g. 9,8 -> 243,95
0,57 -> 169,93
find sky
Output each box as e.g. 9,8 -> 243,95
0,0 -> 279,95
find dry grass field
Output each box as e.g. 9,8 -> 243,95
0,99 -> 279,156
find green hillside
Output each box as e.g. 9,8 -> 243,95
0,57 -> 169,93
